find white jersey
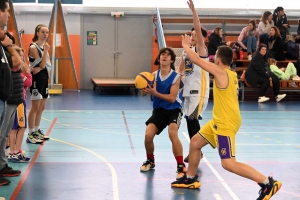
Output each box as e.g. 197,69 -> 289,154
182,46 -> 210,98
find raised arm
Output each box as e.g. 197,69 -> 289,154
188,0 -> 206,56
182,34 -> 228,87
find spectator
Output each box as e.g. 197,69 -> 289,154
268,58 -> 300,88
237,19 -> 260,60
267,26 -> 285,61
245,44 -> 286,103
258,11 -> 274,44
208,26 -> 231,60
273,6 -> 289,41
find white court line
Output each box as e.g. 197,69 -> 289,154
214,194 -> 223,200
51,138 -> 119,200
182,132 -> 239,200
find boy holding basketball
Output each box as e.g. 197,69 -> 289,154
140,47 -> 186,180
171,36 -> 281,199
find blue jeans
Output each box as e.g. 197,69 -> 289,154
259,33 -> 269,45
243,36 -> 257,53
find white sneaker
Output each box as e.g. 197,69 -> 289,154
248,55 -> 252,60
276,94 -> 286,102
258,96 -> 270,103
289,82 -> 298,88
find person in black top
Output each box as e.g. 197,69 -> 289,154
26,24 -> 51,143
272,7 -> 289,41
245,44 -> 286,103
208,27 -> 231,60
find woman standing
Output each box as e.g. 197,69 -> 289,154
26,24 -> 51,143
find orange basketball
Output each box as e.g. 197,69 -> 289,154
135,72 -> 155,89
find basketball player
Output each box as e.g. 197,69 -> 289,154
171,36 -> 281,200
27,24 -> 51,143
177,0 -> 209,163
140,47 -> 186,179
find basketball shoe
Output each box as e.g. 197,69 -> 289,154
140,158 -> 155,172
257,176 -> 282,200
171,174 -> 201,189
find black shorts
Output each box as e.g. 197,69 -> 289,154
30,75 -> 49,100
146,108 -> 183,135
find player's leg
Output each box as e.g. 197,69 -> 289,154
218,134 -> 281,200
27,80 -> 44,144
140,109 -> 166,172
171,120 -> 215,188
167,109 -> 185,179
35,79 -> 50,140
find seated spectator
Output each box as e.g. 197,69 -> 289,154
245,44 -> 286,103
273,6 -> 289,41
258,11 -> 274,44
207,26 -> 231,60
267,26 -> 285,61
268,58 -> 300,82
237,19 -> 259,60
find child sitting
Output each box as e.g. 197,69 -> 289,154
268,58 -> 300,87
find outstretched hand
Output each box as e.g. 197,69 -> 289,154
182,34 -> 191,48
187,0 -> 195,11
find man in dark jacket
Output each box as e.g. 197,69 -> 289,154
245,44 -> 286,103
0,0 -> 23,187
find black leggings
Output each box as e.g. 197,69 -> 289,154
257,74 -> 280,97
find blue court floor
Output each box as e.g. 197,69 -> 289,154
1,90 -> 300,200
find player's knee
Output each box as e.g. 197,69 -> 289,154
221,160 -> 235,172
190,136 -> 202,151
144,131 -> 155,143
168,130 -> 178,141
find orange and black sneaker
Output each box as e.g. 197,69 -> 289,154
176,163 -> 187,179
171,174 -> 201,189
257,177 -> 282,200
140,158 -> 155,172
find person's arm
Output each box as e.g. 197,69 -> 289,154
143,76 -> 180,103
270,64 -> 284,78
255,29 -> 260,48
182,34 -> 228,88
22,62 -> 32,87
258,22 -> 265,34
251,55 -> 270,78
176,57 -> 184,74
29,43 -> 50,70
188,0 -> 206,56
1,36 -> 22,71
237,28 -> 247,49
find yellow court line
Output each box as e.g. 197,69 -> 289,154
51,138 -> 119,200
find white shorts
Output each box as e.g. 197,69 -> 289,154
183,96 -> 208,119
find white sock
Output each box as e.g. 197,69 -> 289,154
35,126 -> 40,131
29,128 -> 35,133
262,178 -> 269,185
187,174 -> 194,179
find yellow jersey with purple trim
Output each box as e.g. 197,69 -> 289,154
182,46 -> 210,98
212,68 -> 241,134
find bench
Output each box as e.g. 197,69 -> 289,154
237,70 -> 300,100
91,78 -> 138,95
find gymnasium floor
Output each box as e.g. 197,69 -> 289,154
1,89 -> 300,200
